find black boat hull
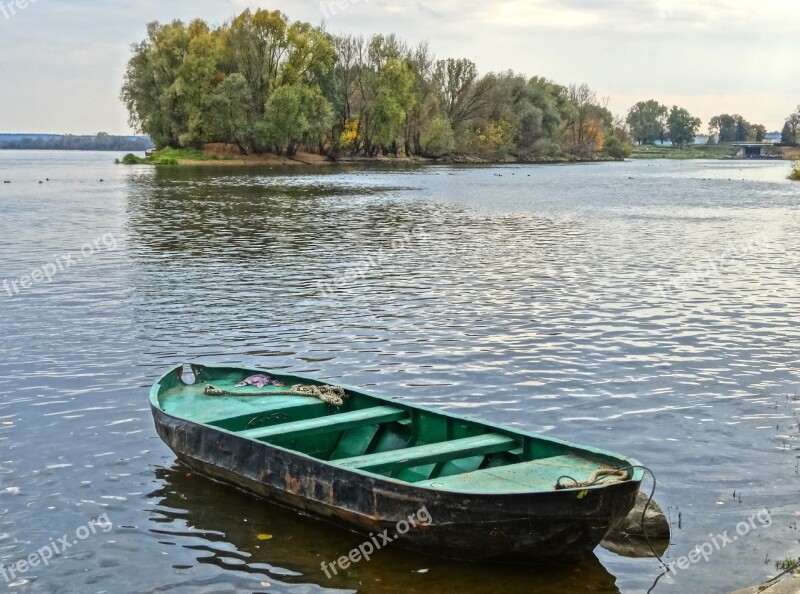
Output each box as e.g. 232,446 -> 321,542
152,406 -> 641,562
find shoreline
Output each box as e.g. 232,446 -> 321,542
128,149 -> 622,168
126,144 -> 622,167
126,144 -> 798,168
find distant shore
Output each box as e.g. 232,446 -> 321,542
631,143 -> 799,160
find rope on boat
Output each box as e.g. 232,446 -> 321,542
202,383 -> 348,406
557,465 -> 667,594
554,468 -> 629,490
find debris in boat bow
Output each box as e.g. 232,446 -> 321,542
236,374 -> 284,388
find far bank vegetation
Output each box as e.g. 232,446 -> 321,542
122,8 -> 794,166
121,9 -> 632,163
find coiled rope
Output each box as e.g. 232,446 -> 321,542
556,465 -> 666,594
554,468 -> 629,489
203,384 -> 348,407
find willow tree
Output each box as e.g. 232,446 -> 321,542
121,21 -> 193,148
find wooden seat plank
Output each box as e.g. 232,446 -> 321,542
238,406 -> 406,441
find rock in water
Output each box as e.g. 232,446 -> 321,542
600,491 -> 671,558
612,491 -> 670,538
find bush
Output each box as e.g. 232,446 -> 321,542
419,116 -> 455,157
604,135 -> 632,160
789,161 -> 800,181
121,153 -> 144,164
531,138 -> 562,157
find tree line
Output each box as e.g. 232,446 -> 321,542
0,133 -> 154,152
626,100 -> 771,148
121,9 -> 632,161
121,9 -> 789,162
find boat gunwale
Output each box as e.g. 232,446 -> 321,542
150,363 -> 645,494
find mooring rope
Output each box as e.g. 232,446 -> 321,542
554,468 -> 629,490
557,465 -> 667,594
203,384 -> 348,406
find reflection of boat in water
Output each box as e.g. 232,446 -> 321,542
151,364 -> 644,562
148,464 -> 623,594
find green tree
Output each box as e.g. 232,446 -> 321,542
735,117 -> 749,142
257,85 -> 306,155
205,73 -> 251,152
257,85 -> 333,156
177,20 -> 224,147
751,124 -> 767,142
419,115 -> 455,157
121,21 -> 191,148
604,135 -> 630,160
709,114 -> 739,143
225,9 -> 290,121
604,117 -> 632,160
301,85 -> 336,151
783,121 -> 796,144
783,108 -> 800,144
368,58 -> 416,155
281,21 -> 336,87
626,100 -> 668,145
667,106 -> 701,148
404,42 -> 435,156
510,76 -> 564,156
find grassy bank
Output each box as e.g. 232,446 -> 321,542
117,148 -> 415,167
117,149 -> 228,165
119,146 -> 619,168
630,144 -> 739,159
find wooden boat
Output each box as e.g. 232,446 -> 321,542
150,363 -> 644,562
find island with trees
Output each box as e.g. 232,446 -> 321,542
120,8 -> 796,167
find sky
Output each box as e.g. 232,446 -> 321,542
1,0 -> 799,134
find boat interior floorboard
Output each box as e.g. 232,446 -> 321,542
335,434 -> 518,474
416,455 -> 618,493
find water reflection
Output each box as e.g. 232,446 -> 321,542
148,464 -> 622,594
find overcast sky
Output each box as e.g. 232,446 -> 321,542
1,0 -> 798,134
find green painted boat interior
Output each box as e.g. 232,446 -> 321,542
153,366 -> 639,494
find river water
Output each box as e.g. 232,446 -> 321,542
0,150 -> 798,593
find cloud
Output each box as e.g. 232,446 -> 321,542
1,0 -> 799,133
474,1 -> 601,29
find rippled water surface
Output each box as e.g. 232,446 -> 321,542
0,151 -> 799,593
